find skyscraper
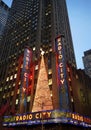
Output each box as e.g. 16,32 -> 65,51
83,49 -> 91,78
0,1 -> 9,36
0,0 -> 76,111
0,1 -> 9,48
1,0 -> 91,130
0,0 -> 76,65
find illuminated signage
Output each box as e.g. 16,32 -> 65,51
16,111 -> 51,121
19,47 -> 32,112
55,36 -> 65,86
55,36 -> 69,110
22,48 -> 32,91
3,110 -> 91,128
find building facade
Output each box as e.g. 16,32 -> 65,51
66,63 -> 91,116
0,0 -> 91,130
0,1 -> 9,42
83,49 -> 91,78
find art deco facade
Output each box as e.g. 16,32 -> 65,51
0,0 -> 91,130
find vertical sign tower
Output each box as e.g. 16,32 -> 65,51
19,48 -> 32,113
55,35 -> 69,111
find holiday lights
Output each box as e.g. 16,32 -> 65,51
32,55 -> 53,112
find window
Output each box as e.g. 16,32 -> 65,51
76,74 -> 78,79
3,95 -> 5,98
5,86 -> 7,90
11,91 -> 14,96
35,65 -> 38,70
10,75 -> 13,80
16,99 -> 19,105
71,97 -> 74,102
17,89 -> 20,94
48,79 -> 52,85
33,47 -> 36,51
14,74 -> 17,79
7,93 -> 9,97
48,69 -> 52,75
6,77 -> 9,82
13,83 -> 15,87
0,87 -> 2,92
9,85 -> 11,88
27,96 -> 30,102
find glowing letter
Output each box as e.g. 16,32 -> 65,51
35,113 -> 40,119
59,63 -> 63,68
47,112 -> 51,118
23,115 -> 26,120
58,45 -> 62,51
60,79 -> 64,84
29,114 -> 32,120
16,116 -> 19,121
60,73 -> 64,78
59,55 -> 62,59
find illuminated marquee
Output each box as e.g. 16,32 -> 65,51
16,111 -> 51,121
3,110 -> 91,128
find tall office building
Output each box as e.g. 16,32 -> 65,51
0,1 -> 9,46
0,0 -> 76,65
83,49 -> 91,78
0,1 -> 9,35
1,0 -> 91,130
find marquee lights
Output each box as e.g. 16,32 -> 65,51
3,110 -> 91,128
16,112 -> 51,121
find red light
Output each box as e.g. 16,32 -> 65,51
30,75 -> 32,80
26,86 -> 31,95
28,86 -> 31,91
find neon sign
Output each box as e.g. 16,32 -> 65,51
16,111 -> 51,121
55,37 -> 65,86
19,47 -> 32,112
55,36 -> 69,110
3,110 -> 91,128
22,48 -> 32,91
